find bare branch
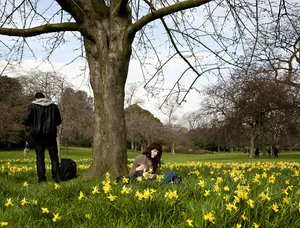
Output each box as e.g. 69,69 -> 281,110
0,22 -> 82,37
128,0 -> 213,36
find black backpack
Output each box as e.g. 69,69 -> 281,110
59,158 -> 77,181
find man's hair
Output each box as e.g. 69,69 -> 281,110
34,92 -> 45,99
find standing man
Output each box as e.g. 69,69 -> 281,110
24,92 -> 62,183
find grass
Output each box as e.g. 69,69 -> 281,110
0,148 -> 299,227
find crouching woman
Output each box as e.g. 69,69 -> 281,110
128,143 -> 162,179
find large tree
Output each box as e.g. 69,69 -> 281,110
0,0 -> 299,178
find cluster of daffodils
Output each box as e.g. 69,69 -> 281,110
1,159 -> 299,227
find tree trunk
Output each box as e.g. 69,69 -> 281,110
249,128 -> 257,158
84,12 -> 132,180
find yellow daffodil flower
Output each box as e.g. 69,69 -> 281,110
241,212 -> 248,221
5,198 -> 13,207
20,198 -> 28,206
54,183 -> 61,190
78,191 -> 85,200
31,200 -> 38,205
1,221 -> 8,227
122,176 -> 129,184
247,199 -> 255,209
272,203 -> 279,212
253,222 -> 260,228
85,214 -> 92,220
203,211 -> 215,224
186,219 -> 193,227
107,194 -> 117,201
204,190 -> 210,197
52,212 -> 61,222
41,207 -> 49,214
92,186 -> 100,195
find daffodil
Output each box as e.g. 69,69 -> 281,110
107,194 -> 117,201
1,221 -> 8,227
5,198 -> 13,207
198,180 -> 206,188
186,219 -> 193,227
52,212 -> 61,222
41,207 -> 49,214
203,211 -> 215,224
223,195 -> 230,202
204,190 -> 210,197
282,197 -> 290,204
78,191 -> 85,200
92,186 -> 100,194
85,214 -> 92,220
135,191 -> 143,200
23,181 -> 29,187
241,212 -> 248,221
54,183 -> 61,189
31,200 -> 38,205
253,222 -> 260,228
247,199 -> 255,209
224,186 -> 230,191
165,190 -> 179,200
136,176 -> 143,182
20,198 -> 28,206
272,203 -> 279,213
102,182 -> 112,194
121,185 -> 132,194
122,176 -> 129,183
236,224 -> 242,228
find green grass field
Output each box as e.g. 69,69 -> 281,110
3,146 -> 299,163
0,148 -> 299,227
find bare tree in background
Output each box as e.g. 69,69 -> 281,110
60,88 -> 94,152
0,0 -> 299,178
160,97 -> 180,155
125,104 -> 164,152
18,71 -> 70,102
125,83 -> 144,107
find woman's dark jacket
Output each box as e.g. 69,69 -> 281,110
24,98 -> 62,136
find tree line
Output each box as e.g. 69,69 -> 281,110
2,68 -> 300,157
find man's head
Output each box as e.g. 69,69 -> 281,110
34,92 -> 45,99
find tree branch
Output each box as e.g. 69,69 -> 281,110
128,0 -> 213,36
0,22 -> 82,37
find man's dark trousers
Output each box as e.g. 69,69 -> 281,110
33,134 -> 60,183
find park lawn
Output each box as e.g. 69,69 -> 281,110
1,146 -> 300,163
0,148 -> 299,227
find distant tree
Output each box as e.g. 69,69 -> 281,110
125,83 -> 144,107
60,88 -> 93,151
18,71 -> 70,102
125,104 -> 164,151
182,111 -> 203,130
159,97 -> 181,155
0,76 -> 28,147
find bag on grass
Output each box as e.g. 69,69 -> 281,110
163,171 -> 182,184
59,158 -> 77,181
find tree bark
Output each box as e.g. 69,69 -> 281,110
83,10 -> 132,180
